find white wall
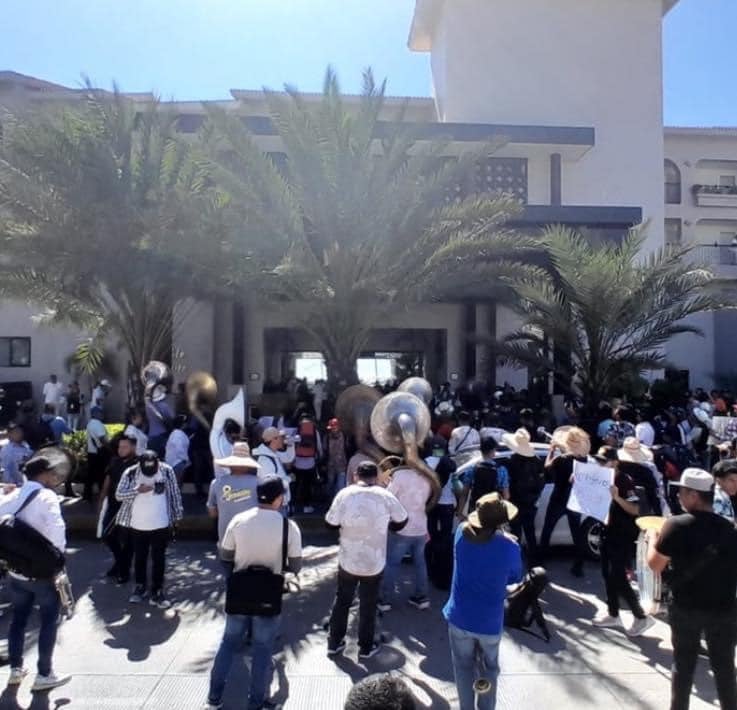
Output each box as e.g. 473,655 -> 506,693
426,0 -> 666,252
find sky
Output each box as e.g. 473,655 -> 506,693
0,0 -> 735,126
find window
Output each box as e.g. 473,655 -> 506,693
665,218 -> 682,246
719,175 -> 736,188
664,159 -> 681,204
0,337 -> 31,367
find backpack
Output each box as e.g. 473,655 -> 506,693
508,455 -> 545,507
504,566 -> 550,642
295,420 -> 317,458
0,489 -> 65,579
469,461 -> 499,509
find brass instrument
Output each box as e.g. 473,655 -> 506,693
54,570 -> 75,619
211,388 -> 246,466
185,370 -> 218,429
370,390 -> 441,510
27,447 -> 75,487
141,360 -> 173,400
335,385 -> 384,464
396,377 -> 433,406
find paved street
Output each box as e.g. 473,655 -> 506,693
0,537 -> 724,710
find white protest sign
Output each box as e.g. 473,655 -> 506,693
567,461 -> 614,523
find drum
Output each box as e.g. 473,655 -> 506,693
635,531 -> 662,615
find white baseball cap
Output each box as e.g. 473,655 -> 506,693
670,468 -> 714,492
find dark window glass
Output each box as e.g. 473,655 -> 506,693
665,159 -> 681,204
0,338 -> 31,367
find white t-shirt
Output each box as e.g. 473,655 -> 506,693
42,381 -> 64,405
86,419 -> 108,453
387,468 -> 431,537
222,507 -> 302,573
449,425 -> 480,455
129,471 -> 169,531
91,386 -> 106,408
124,425 -> 148,456
325,484 -> 408,577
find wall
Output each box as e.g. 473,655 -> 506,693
427,0 -> 666,253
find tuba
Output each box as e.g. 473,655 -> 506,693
185,370 -> 218,429
370,390 -> 441,510
210,388 -> 247,464
397,377 -> 433,406
335,385 -> 385,465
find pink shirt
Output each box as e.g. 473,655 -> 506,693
388,468 -> 431,537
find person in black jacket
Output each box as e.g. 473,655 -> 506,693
617,437 -> 662,516
502,429 -> 545,564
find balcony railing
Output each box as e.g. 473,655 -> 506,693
693,184 -> 737,207
690,245 -> 737,266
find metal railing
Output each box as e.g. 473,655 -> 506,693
689,245 -> 737,266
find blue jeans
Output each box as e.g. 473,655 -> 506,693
208,614 -> 281,709
8,577 -> 61,676
382,532 -> 428,601
448,622 -> 502,710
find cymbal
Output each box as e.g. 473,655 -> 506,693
636,516 -> 666,532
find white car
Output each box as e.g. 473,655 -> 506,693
454,442 -> 605,559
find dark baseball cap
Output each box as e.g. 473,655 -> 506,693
257,475 -> 285,504
140,450 -> 159,476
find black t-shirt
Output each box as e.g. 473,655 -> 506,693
546,455 -> 587,502
507,454 -> 545,507
66,394 -> 81,414
105,456 -> 138,509
607,471 -> 639,542
656,511 -> 737,611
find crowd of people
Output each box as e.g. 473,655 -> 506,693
1,374 -> 737,709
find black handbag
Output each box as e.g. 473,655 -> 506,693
225,516 -> 288,617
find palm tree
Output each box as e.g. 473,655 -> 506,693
501,225 -> 719,414
0,84 -> 234,404
202,69 -> 532,389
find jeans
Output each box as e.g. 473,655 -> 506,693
382,532 -> 429,601
509,504 -> 538,561
328,567 -> 381,652
600,533 -> 644,619
8,577 -> 61,676
669,603 -> 737,710
426,505 -> 455,589
448,622 -> 502,710
132,527 -> 169,591
66,413 -> 79,431
539,496 -> 583,564
208,613 -> 281,709
295,466 -> 316,509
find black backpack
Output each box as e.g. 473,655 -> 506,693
0,489 -> 65,579
505,566 -> 550,641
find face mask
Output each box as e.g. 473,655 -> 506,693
140,465 -> 157,478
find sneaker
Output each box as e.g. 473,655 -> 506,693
358,642 -> 382,660
326,640 -> 346,657
8,667 -> 28,685
376,599 -> 392,613
408,595 -> 430,610
129,585 -> 147,604
592,614 -> 623,628
202,702 -> 223,710
31,673 -> 71,692
627,616 -> 655,637
150,590 -> 171,609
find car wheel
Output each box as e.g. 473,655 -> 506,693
579,518 -> 604,560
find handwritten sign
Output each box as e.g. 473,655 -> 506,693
567,461 -> 614,523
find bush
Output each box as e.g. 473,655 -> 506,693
62,422 -> 125,482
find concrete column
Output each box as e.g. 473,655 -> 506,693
173,299 -> 214,377
550,153 -> 562,206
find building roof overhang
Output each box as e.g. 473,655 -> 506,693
409,0 -> 681,52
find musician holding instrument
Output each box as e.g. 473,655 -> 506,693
591,447 -> 655,636
648,468 -> 737,710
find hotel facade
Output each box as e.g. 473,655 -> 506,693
1,0 -> 735,413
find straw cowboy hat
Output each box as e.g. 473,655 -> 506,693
214,441 -> 260,469
464,492 -> 519,543
552,426 -> 591,458
617,436 -> 653,465
501,428 -> 536,458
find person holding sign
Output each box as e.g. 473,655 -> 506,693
591,447 -> 655,636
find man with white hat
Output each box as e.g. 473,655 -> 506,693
208,441 -> 262,573
648,468 -> 737,710
252,427 -> 295,512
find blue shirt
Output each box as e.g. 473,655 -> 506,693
42,415 -> 71,443
443,526 -> 523,635
459,462 -> 509,491
0,441 -> 33,485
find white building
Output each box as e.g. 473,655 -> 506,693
0,0 -> 732,414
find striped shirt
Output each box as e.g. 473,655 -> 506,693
114,461 -> 183,529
